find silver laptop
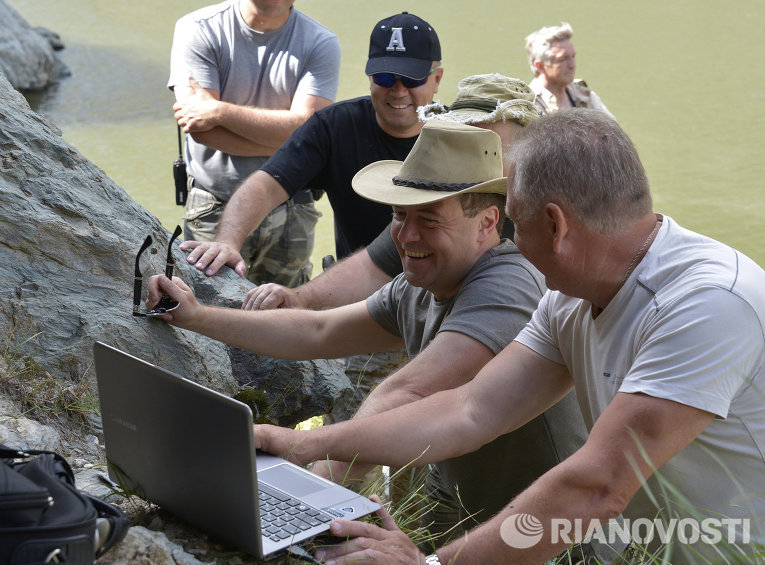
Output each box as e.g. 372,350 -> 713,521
93,342 -> 380,560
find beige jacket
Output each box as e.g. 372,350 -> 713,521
530,76 -> 615,119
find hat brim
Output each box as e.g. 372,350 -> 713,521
420,99 -> 540,127
423,107 -> 492,125
352,160 -> 507,206
365,57 -> 433,80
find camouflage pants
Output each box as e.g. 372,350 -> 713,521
183,185 -> 321,287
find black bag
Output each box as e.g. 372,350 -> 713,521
0,445 -> 130,565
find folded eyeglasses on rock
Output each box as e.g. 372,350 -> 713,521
133,225 -> 182,317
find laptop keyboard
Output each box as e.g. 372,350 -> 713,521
258,483 -> 334,543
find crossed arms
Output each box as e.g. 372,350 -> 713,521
173,78 -> 333,156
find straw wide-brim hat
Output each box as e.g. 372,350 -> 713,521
352,120 -> 507,206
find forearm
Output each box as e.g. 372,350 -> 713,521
213,171 -> 289,248
159,283 -> 400,361
216,103 -> 310,150
291,388 -> 489,468
177,304 -> 368,360
190,127 -> 275,157
436,459 -> 627,565
352,386 -> 421,420
297,249 -> 393,309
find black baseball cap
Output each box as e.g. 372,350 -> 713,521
365,12 -> 441,80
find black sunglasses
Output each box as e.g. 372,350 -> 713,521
371,73 -> 430,89
133,225 -> 182,317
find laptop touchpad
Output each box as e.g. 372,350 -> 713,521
259,464 -> 330,497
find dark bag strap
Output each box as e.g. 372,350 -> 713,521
1,445 -> 130,558
1,445 -> 53,458
85,493 -> 130,557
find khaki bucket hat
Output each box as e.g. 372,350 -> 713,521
418,73 -> 541,126
352,120 -> 506,206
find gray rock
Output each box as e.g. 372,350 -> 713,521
33,27 -> 65,51
0,67 -> 351,438
0,9 -> 354,561
97,526 -> 207,565
0,413 -> 61,451
0,0 -> 69,91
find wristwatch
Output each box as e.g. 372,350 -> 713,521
425,554 -> 442,565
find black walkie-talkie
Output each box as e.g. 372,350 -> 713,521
174,125 -> 188,206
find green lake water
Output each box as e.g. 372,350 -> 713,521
13,0 -> 765,271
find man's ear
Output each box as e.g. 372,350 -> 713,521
477,206 -> 501,241
534,60 -> 546,74
431,67 -> 444,94
543,203 -> 569,253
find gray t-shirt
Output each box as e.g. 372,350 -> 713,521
365,240 -> 587,533
367,240 -> 546,359
168,2 -> 341,200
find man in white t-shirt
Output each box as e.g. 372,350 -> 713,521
249,109 -> 764,564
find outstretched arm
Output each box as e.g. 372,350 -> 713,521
256,342 -> 573,467
179,170 -> 289,277
146,274 -> 402,360
316,391 -> 715,565
243,248 -> 393,310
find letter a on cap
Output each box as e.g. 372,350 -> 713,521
386,27 -> 406,52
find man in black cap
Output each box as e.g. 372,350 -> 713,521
179,12 -> 444,278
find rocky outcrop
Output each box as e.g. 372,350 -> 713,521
0,0 -> 69,91
0,71 -> 351,430
0,48 -> 351,563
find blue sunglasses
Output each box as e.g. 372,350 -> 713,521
370,64 -> 440,89
371,73 -> 430,89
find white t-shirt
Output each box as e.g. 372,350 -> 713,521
515,216 -> 765,549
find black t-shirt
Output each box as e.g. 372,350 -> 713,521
366,222 -> 402,278
261,96 -> 418,259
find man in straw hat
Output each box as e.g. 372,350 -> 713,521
241,74 -> 551,434
243,74 -> 541,311
147,120 -> 589,542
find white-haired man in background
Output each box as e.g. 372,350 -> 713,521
525,22 -> 614,118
